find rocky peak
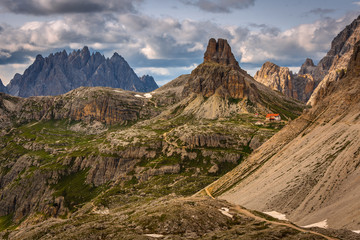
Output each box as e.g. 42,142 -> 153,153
254,61 -> 316,102
6,47 -> 158,97
110,52 -> 124,62
182,38 -> 257,101
307,15 -> 360,106
303,58 -> 315,67
299,58 -> 316,75
204,38 -> 240,70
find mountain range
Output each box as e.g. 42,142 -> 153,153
2,46 -> 158,97
0,15 -> 359,240
254,15 -> 360,105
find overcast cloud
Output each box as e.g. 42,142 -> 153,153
0,0 -> 358,86
0,0 -> 143,15
181,0 -> 255,13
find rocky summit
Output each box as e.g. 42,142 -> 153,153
254,61 -> 316,102
5,46 -> 158,98
307,15 -> 360,105
204,38 -> 240,71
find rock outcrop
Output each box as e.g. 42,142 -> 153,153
0,87 -> 160,128
298,58 -> 316,75
204,38 -> 240,71
216,41 -> 360,230
0,79 -> 7,94
254,61 -> 316,102
307,15 -> 360,105
183,38 -> 252,100
180,38 -> 304,119
6,47 -> 158,97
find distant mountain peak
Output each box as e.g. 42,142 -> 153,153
6,47 -> 158,97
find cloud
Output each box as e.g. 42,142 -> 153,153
303,8 -> 335,17
0,10 -> 357,85
181,0 -> 255,13
231,13 -> 359,66
0,0 -> 143,15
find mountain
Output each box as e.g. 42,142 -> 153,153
178,38 -> 304,120
307,15 -> 360,105
0,79 -> 7,94
6,47 -> 158,97
204,41 -> 360,231
253,15 -> 360,105
254,61 -> 316,102
0,38 -> 317,239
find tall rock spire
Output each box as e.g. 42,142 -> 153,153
204,38 -> 240,70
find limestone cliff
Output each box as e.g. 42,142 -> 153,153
181,38 -> 303,120
307,15 -> 360,105
215,41 -> 360,230
6,47 -> 158,97
254,61 -> 316,102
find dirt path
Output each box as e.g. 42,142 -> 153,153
205,187 -> 338,240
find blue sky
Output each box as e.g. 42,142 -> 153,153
0,0 -> 359,86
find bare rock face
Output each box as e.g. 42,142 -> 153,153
6,47 -> 158,97
0,87 -> 160,128
219,41 -> 360,230
204,38 -> 240,71
307,15 -> 360,105
298,58 -> 316,75
254,61 -> 316,102
183,38 -> 253,100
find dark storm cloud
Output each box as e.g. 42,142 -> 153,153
181,0 -> 255,13
0,0 -> 143,15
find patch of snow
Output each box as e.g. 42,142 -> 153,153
301,219 -> 328,229
144,93 -> 152,98
134,94 -> 143,98
151,92 -> 156,94
144,234 -> 164,238
263,211 -> 288,221
219,207 -> 233,218
352,230 -> 360,234
113,90 -> 123,93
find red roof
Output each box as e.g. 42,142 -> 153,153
266,113 -> 280,118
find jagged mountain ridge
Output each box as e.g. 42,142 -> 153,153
254,61 -> 316,102
206,41 -> 360,230
6,46 -> 158,97
178,38 -> 304,120
307,15 -> 360,105
254,15 -> 360,105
